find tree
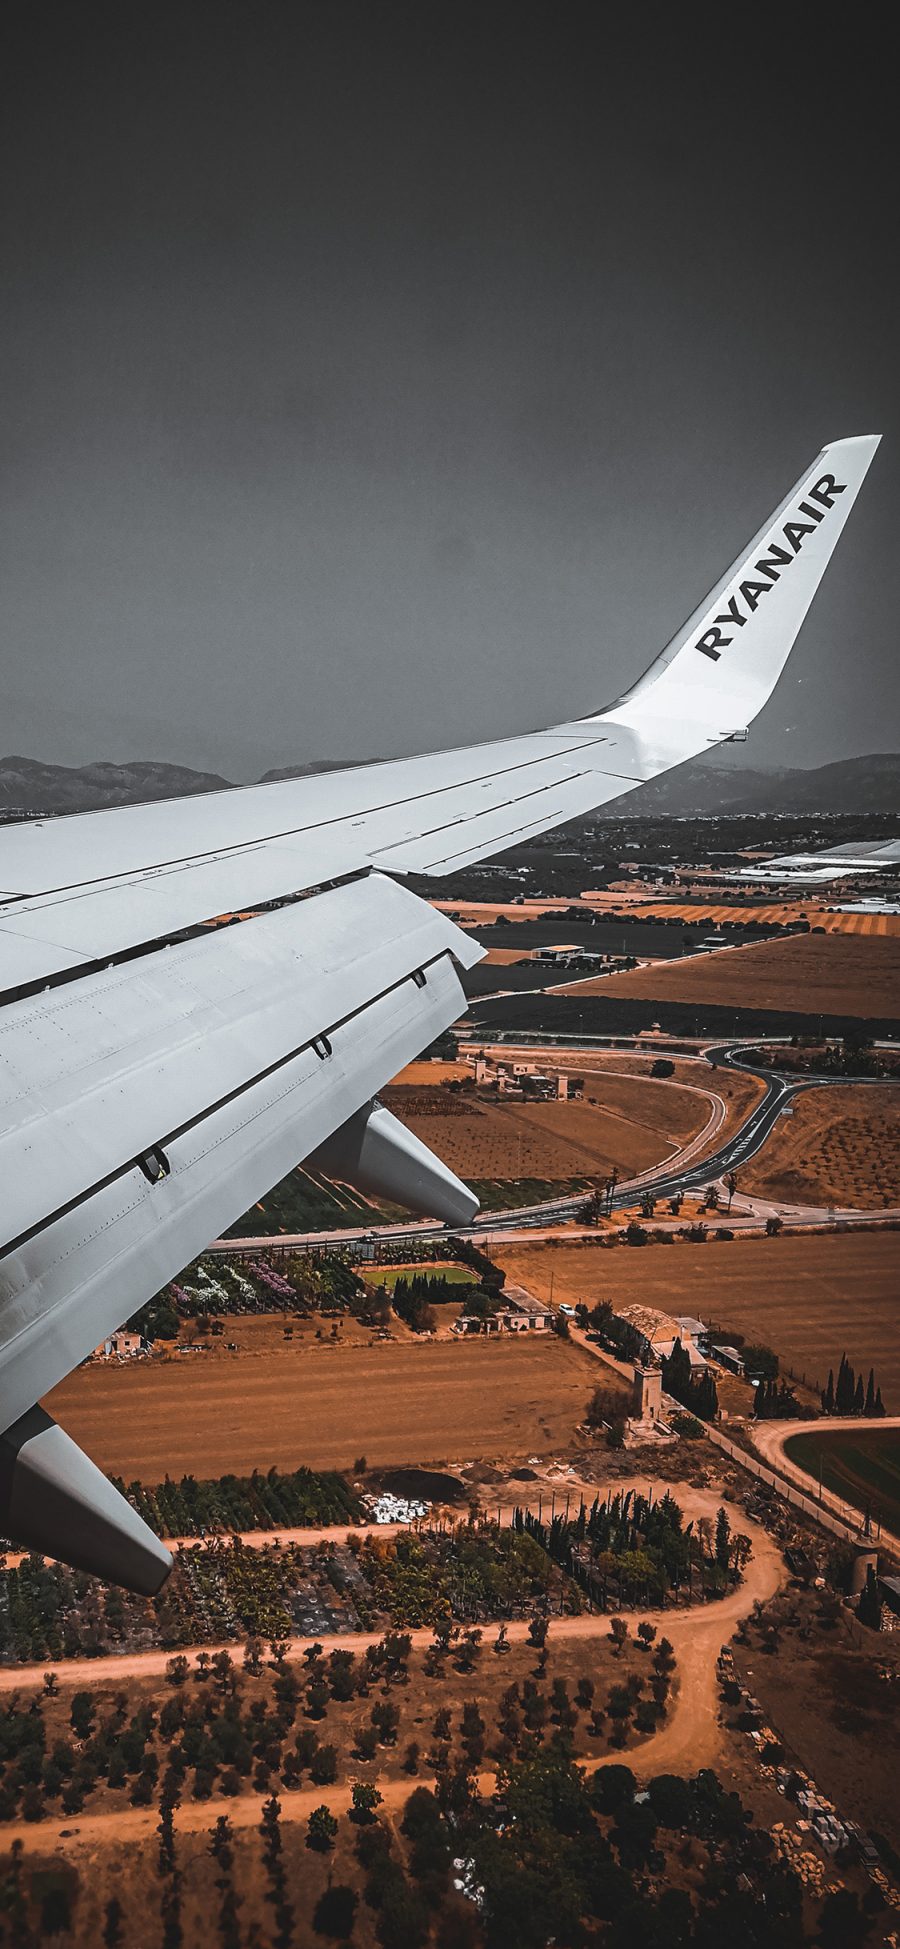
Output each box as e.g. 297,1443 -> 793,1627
307,1678 -> 330,1719
209,1814 -> 234,1867
646,1772 -> 695,1829
741,1343 -> 778,1379
822,1367 -> 835,1414
857,1566 -> 882,1631
243,1638 -> 263,1677
313,1885 -> 358,1940
307,1804 -> 338,1851
351,1782 -> 383,1823
21,1782 -> 46,1822
42,1671 -> 59,1697
375,1874 -> 431,1949
103,1898 -> 125,1949
586,1384 -> 627,1431
210,1650 -> 235,1694
765,1215 -> 782,1235
590,1763 -> 635,1814
310,1744 -> 338,1786
40,1884 -> 71,1935
70,1691 -> 95,1739
609,1618 -> 629,1656
864,1368 -> 876,1415
370,1700 -> 400,1745
818,1888 -> 871,1948
835,1353 -> 854,1415
715,1506 -> 731,1571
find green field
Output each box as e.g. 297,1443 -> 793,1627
785,1428 -> 900,1536
364,1262 -> 473,1290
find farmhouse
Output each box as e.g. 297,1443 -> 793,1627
614,1304 -> 708,1369
452,1284 -> 554,1337
93,1329 -> 147,1360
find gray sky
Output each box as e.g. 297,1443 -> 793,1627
2,6 -> 897,780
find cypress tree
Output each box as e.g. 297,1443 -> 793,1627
715,1506 -> 731,1569
822,1369 -> 835,1415
836,1355 -> 854,1416
875,1387 -> 885,1417
853,1375 -> 865,1415
858,1566 -> 882,1631
692,1370 -> 718,1422
864,1370 -> 876,1416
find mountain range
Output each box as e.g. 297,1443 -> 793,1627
599,751 -> 900,816
1,750 -> 897,818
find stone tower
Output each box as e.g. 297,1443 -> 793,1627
631,1363 -> 662,1425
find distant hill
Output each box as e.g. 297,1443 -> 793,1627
0,755 -> 232,815
0,754 -> 346,815
2,749 -> 896,818
605,752 -> 900,816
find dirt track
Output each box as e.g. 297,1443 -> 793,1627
0,1485 -> 785,1853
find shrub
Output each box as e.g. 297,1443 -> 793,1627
313,1884 -> 358,1940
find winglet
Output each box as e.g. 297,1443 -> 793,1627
588,434 -> 881,761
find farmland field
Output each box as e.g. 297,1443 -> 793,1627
784,1427 -> 900,1534
389,1074 -> 710,1180
462,1045 -> 767,1145
556,930 -> 900,1019
493,1231 -> 900,1408
46,1336 -> 596,1481
437,895 -> 900,935
602,900 -> 900,937
742,1083 -> 900,1209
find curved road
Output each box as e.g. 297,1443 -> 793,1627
749,1415 -> 900,1554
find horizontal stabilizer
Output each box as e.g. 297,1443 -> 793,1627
0,1406 -> 173,1595
310,1100 -> 480,1226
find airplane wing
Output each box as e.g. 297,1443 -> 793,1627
0,434 -> 880,1590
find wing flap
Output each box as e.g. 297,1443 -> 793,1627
1,874 -> 479,1255
0,927 -> 470,1428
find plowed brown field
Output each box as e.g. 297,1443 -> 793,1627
494,1232 -> 900,1406
742,1084 -> 900,1209
391,1075 -> 709,1179
46,1337 -> 596,1481
557,931 -> 900,1018
462,1046 -> 766,1143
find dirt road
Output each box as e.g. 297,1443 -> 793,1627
0,1487 -> 784,1855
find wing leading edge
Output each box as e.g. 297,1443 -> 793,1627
0,434 -> 880,1589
